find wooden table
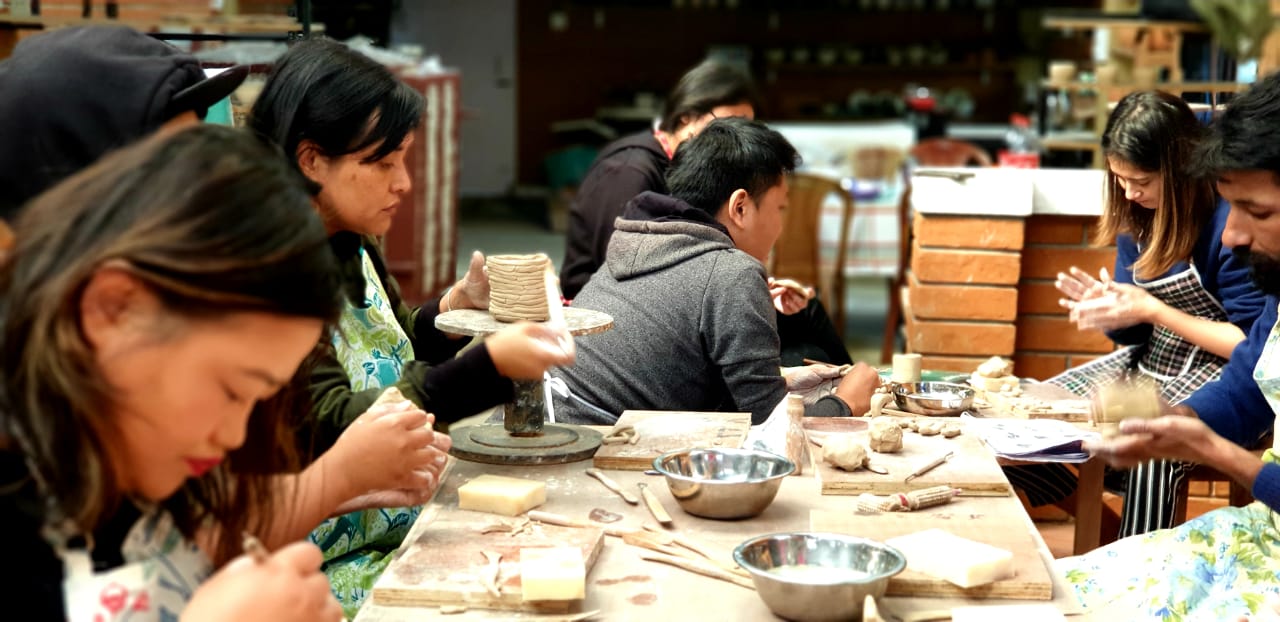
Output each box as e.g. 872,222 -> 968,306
356,435 -> 1085,621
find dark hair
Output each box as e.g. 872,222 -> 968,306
0,124 -> 342,563
658,60 -> 761,133
666,117 -> 800,216
1096,90 -> 1215,279
248,38 -> 424,193
1195,71 -> 1280,180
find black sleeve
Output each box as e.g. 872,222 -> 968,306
561,159 -> 662,298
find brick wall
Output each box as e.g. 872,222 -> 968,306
1013,215 -> 1117,380
904,213 -> 1024,372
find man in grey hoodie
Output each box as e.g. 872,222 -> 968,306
551,117 -> 880,425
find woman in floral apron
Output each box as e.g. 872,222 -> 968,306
1004,91 -> 1267,539
2,127 -> 345,620
249,39 -> 576,617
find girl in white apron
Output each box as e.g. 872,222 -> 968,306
1,127 -> 344,620
1004,91 -> 1268,539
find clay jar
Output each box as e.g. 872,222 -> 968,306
487,253 -> 551,322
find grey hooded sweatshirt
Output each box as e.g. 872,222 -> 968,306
551,191 -> 851,425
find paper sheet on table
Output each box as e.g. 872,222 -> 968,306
744,398 -> 791,457
961,414 -> 1099,463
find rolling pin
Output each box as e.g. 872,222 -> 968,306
637,482 -> 674,527
585,468 -> 640,504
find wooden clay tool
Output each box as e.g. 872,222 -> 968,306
585,468 -> 639,505
526,510 -> 638,538
638,551 -> 756,590
636,482 -> 674,527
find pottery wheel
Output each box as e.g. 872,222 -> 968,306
435,307 -> 614,465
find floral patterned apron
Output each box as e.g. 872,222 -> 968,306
310,245 -> 419,619
61,510 -> 212,621
1058,314 -> 1280,620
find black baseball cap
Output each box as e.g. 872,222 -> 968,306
0,25 -> 248,219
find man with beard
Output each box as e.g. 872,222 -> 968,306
1054,72 -> 1280,620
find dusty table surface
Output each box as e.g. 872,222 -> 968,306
356,425 -> 1085,621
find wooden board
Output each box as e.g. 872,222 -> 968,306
976,382 -> 1091,423
592,411 -> 751,470
371,514 -> 605,613
813,419 -> 1011,496
811,508 -> 1053,601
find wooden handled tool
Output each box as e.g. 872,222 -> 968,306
636,482 -> 673,527
904,450 -> 955,483
638,551 -> 756,590
585,468 -> 639,504
526,510 -> 637,538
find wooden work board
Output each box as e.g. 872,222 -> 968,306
976,382 -> 1091,423
371,511 -> 605,613
811,508 -> 1054,601
592,411 -> 751,470
811,418 -> 1011,497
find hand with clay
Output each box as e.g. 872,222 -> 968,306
183,542 -> 342,622
486,321 -> 575,380
324,399 -> 446,499
1055,266 -> 1111,309
833,362 -> 882,416
768,277 -> 814,315
1083,415 -> 1225,468
1069,281 -> 1159,332
440,250 -> 491,312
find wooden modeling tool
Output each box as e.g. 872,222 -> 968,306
636,482 -> 674,527
585,468 -> 640,504
904,451 -> 954,483
526,510 -> 638,538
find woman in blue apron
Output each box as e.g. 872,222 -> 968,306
2,127 -> 345,620
248,39 -> 576,618
1004,91 -> 1267,539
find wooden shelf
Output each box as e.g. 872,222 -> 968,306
1042,80 -> 1249,92
1042,132 -> 1101,152
1042,14 -> 1206,33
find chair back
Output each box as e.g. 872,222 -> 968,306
909,138 -> 993,167
772,172 -> 854,338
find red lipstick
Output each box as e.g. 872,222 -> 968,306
185,458 -> 222,477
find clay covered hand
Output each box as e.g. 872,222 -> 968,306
1068,282 -> 1157,332
768,277 -> 814,315
1083,414 -> 1222,468
1055,265 -> 1110,307
327,398 -> 446,498
834,362 -> 882,416
486,321 -> 576,380
783,364 -> 847,404
444,250 -> 491,311
184,542 -> 343,622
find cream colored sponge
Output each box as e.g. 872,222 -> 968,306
457,474 -> 546,516
520,546 -> 585,601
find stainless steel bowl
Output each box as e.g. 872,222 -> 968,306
734,532 -> 906,622
651,448 -> 794,520
892,381 -> 975,416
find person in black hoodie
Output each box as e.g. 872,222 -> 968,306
551,118 -> 881,425
559,59 -> 853,367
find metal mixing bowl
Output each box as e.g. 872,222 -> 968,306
733,532 -> 906,622
892,381 -> 975,416
651,448 -> 794,519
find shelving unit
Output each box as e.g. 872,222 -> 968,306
1039,11 -> 1246,167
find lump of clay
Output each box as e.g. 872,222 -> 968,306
868,418 -> 904,453
908,418 -> 920,432
897,418 -> 912,429
941,422 -> 961,438
918,420 -> 942,436
867,392 -> 894,417
975,356 -> 1013,378
373,386 -> 407,406
822,434 -> 869,471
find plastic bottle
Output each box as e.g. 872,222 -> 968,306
999,113 -> 1041,168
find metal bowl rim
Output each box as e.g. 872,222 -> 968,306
650,447 -> 796,483
890,381 -> 976,400
731,531 -> 907,584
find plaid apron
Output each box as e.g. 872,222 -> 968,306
1048,260 -> 1230,537
1047,260 -> 1228,405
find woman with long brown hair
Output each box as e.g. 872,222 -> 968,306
1006,90 -> 1267,539
0,125 -> 345,620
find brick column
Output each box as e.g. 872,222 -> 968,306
904,213 -> 1024,371
1014,216 -> 1118,379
